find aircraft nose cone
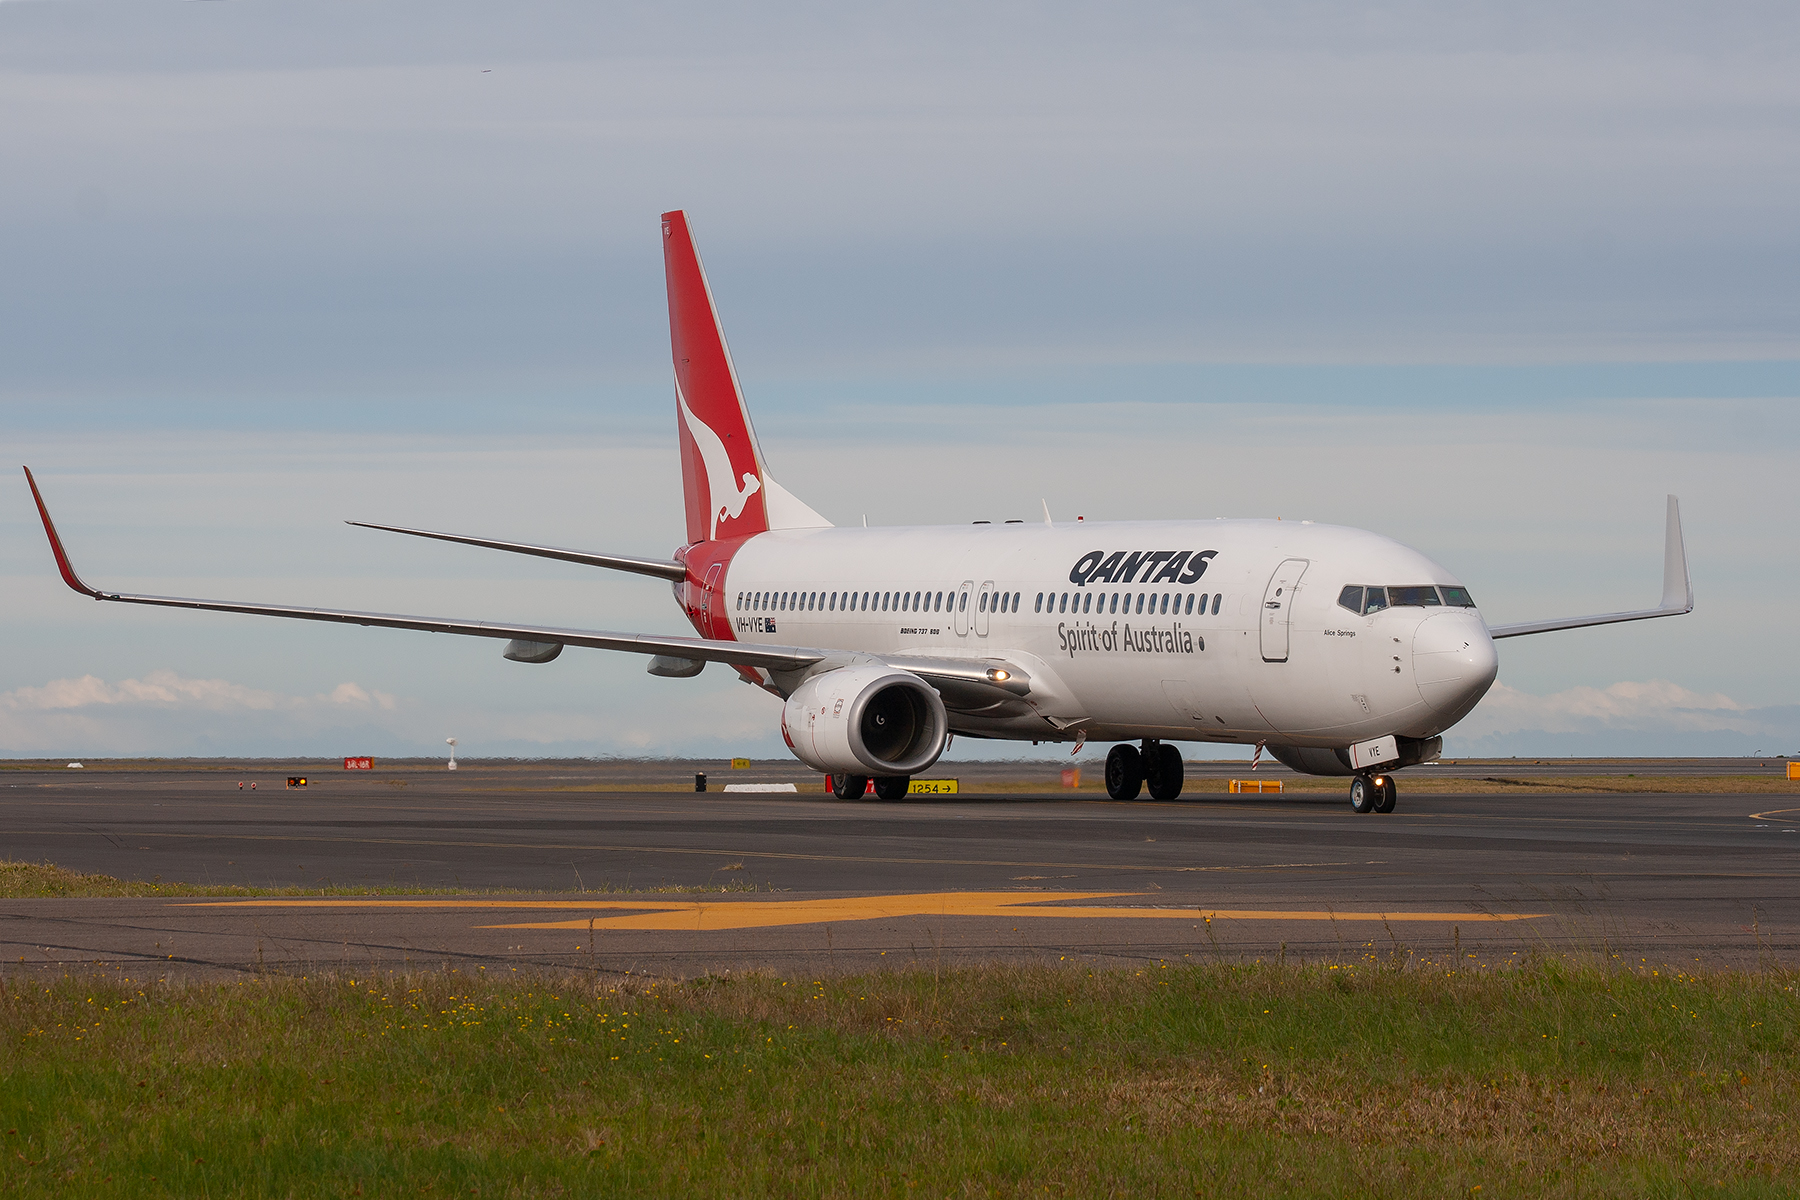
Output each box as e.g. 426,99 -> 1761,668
1412,610 -> 1498,723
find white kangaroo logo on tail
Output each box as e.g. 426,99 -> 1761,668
677,382 -> 762,540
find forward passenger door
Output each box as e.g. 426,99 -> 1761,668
1260,558 -> 1310,663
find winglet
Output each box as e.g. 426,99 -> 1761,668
1662,494 -> 1693,613
1487,492 -> 1695,640
22,467 -> 104,598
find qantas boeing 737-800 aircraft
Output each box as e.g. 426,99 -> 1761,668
24,210 -> 1694,811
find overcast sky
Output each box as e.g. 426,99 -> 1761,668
2,1 -> 1795,762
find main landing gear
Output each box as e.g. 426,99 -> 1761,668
873,776 -> 911,800
1349,773 -> 1397,814
830,774 -> 911,800
1105,741 -> 1184,801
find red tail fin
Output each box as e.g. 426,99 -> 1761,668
662,211 -> 829,544
662,210 -> 770,544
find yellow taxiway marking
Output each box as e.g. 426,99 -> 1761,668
178,892 -> 1540,932
1748,807 -> 1800,821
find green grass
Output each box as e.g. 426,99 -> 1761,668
0,961 -> 1794,1197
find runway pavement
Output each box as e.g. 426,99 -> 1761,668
2,761 -> 1796,979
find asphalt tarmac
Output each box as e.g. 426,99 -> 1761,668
2,761 -> 1795,979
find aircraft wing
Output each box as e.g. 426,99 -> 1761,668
345,521 -> 687,582
1487,495 -> 1694,639
25,467 -> 819,674
24,467 -> 1034,693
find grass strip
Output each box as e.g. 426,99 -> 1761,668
0,961 -> 1794,1197
0,861 -> 766,900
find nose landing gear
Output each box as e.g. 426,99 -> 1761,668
1350,773 -> 1397,813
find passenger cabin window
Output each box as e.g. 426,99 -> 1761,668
1034,592 -> 1044,612
1390,586 -> 1442,607
1211,593 -> 1221,616
959,592 -> 968,612
1440,586 -> 1477,607
1337,585 -> 1364,614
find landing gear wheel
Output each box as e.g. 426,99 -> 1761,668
833,774 -> 870,800
1349,776 -> 1376,814
1145,742 -> 1185,800
1373,775 -> 1397,813
1105,744 -> 1143,801
872,775 -> 911,800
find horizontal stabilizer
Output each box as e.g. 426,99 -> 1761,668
1488,495 -> 1694,639
346,521 -> 687,582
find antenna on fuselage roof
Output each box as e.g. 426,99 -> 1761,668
1041,499 -> 1052,526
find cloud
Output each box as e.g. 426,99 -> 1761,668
0,670 -> 399,757
1447,680 -> 1799,757
2,669 -> 394,715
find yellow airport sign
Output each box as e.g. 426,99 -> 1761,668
730,757 -> 751,769
1229,779 -> 1283,794
908,779 -> 958,794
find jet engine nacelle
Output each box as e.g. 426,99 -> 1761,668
780,665 -> 949,777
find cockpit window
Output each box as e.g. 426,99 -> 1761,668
1440,586 -> 1476,607
1337,585 -> 1364,614
1362,587 -> 1388,614
1390,586 -> 1443,607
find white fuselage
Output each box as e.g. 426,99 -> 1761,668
714,518 -> 1499,750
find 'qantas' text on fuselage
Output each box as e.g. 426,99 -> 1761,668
1069,550 -> 1217,586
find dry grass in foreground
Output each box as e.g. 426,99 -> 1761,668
0,961 -> 1794,1198
0,860 -> 766,900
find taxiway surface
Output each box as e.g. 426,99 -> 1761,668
2,763 -> 1795,978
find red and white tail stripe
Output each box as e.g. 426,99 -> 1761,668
661,210 -> 828,546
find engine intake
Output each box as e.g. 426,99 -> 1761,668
781,665 -> 948,777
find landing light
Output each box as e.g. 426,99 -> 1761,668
987,669 -> 1011,682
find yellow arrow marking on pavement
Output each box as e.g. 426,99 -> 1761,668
179,892 -> 1539,932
